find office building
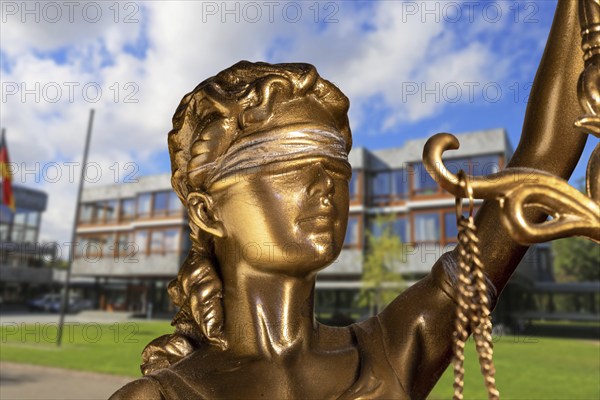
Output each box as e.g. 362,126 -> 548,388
72,128 -> 551,320
0,185 -> 57,303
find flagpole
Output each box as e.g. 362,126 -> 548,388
57,109 -> 95,347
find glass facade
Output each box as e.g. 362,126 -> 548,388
1,207 -> 40,243
344,215 -> 360,247
444,212 -> 458,241
137,193 -> 152,218
392,170 -> 408,199
412,155 -> 499,196
412,163 -> 438,195
80,191 -> 183,225
349,173 -> 359,201
77,227 -> 183,259
120,198 -> 136,221
371,171 -> 391,198
471,155 -> 500,176
134,230 -> 149,254
368,216 -> 409,243
116,232 -> 133,255
106,200 -> 118,222
168,191 -> 183,214
369,169 -> 408,201
153,192 -> 169,216
0,187 -> 55,305
150,228 -> 180,253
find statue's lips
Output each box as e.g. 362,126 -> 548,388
296,213 -> 332,225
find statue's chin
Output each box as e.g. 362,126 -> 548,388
313,243 -> 342,270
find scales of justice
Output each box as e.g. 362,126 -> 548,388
111,1 -> 598,399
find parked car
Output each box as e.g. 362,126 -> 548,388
28,294 -> 94,313
27,294 -> 61,312
48,297 -> 94,313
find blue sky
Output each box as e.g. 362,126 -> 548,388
1,0 -> 597,242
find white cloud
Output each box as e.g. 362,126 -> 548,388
0,1 -> 549,246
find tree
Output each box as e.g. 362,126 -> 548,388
359,214 -> 407,315
551,178 -> 600,282
552,237 -> 600,282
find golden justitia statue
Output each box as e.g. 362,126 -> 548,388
110,1 -> 597,399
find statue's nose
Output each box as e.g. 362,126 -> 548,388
307,162 -> 335,199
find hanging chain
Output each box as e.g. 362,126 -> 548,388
452,171 -> 499,400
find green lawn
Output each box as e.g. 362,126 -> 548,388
1,322 -> 599,399
429,335 -> 600,399
0,321 -> 173,376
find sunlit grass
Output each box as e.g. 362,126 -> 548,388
0,321 -> 172,376
429,335 -> 600,399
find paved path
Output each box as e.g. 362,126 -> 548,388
0,362 -> 132,400
0,311 -> 136,325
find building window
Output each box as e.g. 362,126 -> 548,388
391,169 -> 408,199
412,156 -> 499,197
150,228 -> 180,253
120,198 -> 135,222
445,158 -> 471,176
77,233 -> 115,258
349,172 -> 359,202
444,212 -> 459,242
153,192 -> 169,217
344,216 -> 360,247
0,204 -> 13,223
445,156 -> 500,176
136,191 -> 183,219
24,228 -> 36,243
95,202 -> 106,223
105,200 -> 118,222
368,216 -> 409,243
370,171 -> 391,199
164,228 -> 180,250
13,211 -> 26,226
79,204 -> 92,223
116,232 -> 133,256
0,225 -> 8,242
414,213 -> 440,242
80,201 -> 119,224
26,211 -> 39,227
412,163 -> 439,195
12,225 -> 25,242
168,191 -> 183,215
471,155 -> 500,176
137,193 -> 152,218
368,170 -> 408,203
152,191 -> 183,217
0,204 -> 12,241
10,209 -> 39,243
392,218 -> 409,242
134,230 -> 149,255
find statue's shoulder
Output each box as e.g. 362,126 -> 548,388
147,349 -> 225,399
109,349 -> 214,400
108,376 -> 165,400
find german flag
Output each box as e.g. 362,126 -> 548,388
0,129 -> 15,212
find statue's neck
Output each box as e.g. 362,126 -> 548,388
220,264 -> 317,358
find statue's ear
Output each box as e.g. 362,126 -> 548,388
186,192 -> 226,238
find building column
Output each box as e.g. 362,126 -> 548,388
146,280 -> 156,319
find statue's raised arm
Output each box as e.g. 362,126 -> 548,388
377,0 -> 593,398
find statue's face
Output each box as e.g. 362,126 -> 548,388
211,156 -> 350,276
